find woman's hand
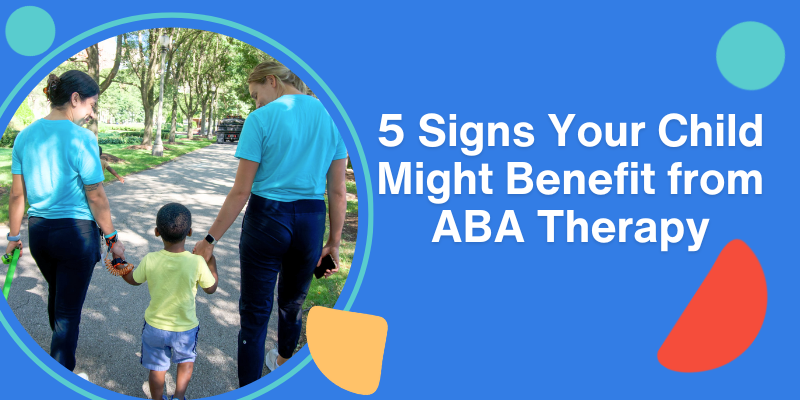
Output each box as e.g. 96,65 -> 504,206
318,243 -> 340,278
5,240 -> 22,256
193,239 -> 214,262
110,239 -> 125,259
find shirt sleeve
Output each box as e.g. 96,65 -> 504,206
196,257 -> 216,289
10,133 -> 22,175
76,132 -> 105,185
132,255 -> 147,284
332,122 -> 348,160
234,113 -> 263,163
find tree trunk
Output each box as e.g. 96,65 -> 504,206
142,106 -> 154,146
84,36 -> 122,137
211,103 -> 217,138
200,103 -> 207,136
187,115 -> 193,140
86,44 -> 100,137
169,96 -> 178,144
205,101 -> 209,137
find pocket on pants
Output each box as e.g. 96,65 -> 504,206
142,323 -> 166,349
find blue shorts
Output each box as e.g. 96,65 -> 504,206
140,322 -> 199,371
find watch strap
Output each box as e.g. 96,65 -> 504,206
105,232 -> 118,251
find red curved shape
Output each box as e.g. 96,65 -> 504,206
658,239 -> 767,373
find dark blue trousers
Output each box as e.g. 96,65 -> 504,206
28,217 -> 101,372
237,195 -> 325,387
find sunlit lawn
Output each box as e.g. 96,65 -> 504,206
0,150 -> 13,223
100,139 -> 213,182
0,149 -> 11,187
346,180 -> 357,195
297,198 -> 358,350
0,139 -> 214,222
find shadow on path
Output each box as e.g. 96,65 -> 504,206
3,144 -> 276,398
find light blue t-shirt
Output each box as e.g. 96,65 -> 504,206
11,119 -> 105,220
234,95 -> 348,202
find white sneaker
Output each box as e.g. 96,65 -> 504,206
265,348 -> 280,371
76,372 -> 89,381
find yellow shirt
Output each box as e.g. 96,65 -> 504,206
132,250 -> 216,332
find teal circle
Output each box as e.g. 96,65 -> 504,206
5,6 -> 55,56
0,13 -> 373,400
716,21 -> 785,90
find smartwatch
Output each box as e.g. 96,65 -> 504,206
205,234 -> 218,245
6,232 -> 20,242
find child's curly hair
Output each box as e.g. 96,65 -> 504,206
156,203 -> 191,243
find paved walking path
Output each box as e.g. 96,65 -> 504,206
3,144 -> 275,398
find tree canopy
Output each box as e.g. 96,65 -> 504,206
13,29 -> 276,144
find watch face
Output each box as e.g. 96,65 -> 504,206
205,234 -> 214,244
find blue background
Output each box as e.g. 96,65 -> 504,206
0,0 -> 796,398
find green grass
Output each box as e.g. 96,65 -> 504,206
307,199 -> 358,307
101,139 -> 214,183
346,180 -> 357,195
0,149 -> 13,223
0,139 -> 214,222
0,149 -> 12,187
296,198 -> 358,350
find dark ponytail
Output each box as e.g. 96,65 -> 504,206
44,70 -> 99,108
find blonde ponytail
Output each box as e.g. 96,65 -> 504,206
248,61 -> 308,95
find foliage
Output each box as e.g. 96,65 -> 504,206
0,128 -> 19,148
99,123 -> 183,135
99,123 -> 142,133
227,39 -> 273,114
95,69 -> 145,123
346,180 -> 357,195
12,29 -> 280,139
13,101 -> 34,127
97,137 -> 142,145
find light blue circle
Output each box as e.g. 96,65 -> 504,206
0,12 -> 373,400
716,21 -> 785,90
5,6 -> 55,56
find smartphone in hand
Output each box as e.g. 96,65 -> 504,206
314,254 -> 336,279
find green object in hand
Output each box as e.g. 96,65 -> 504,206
3,249 -> 20,300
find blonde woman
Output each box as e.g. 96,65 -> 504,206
193,61 -> 347,387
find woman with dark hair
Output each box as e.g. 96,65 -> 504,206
193,61 -> 347,387
7,70 -> 126,373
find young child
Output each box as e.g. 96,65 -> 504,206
99,146 -> 125,183
121,203 -> 218,400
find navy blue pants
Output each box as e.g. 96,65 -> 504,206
237,195 -> 326,387
28,217 -> 101,372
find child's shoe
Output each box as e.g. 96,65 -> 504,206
265,347 -> 280,371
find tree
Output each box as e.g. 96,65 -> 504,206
94,69 -> 143,123
176,31 -> 230,139
192,32 -> 230,137
85,35 -> 123,134
227,39 -> 272,113
123,28 -> 163,146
